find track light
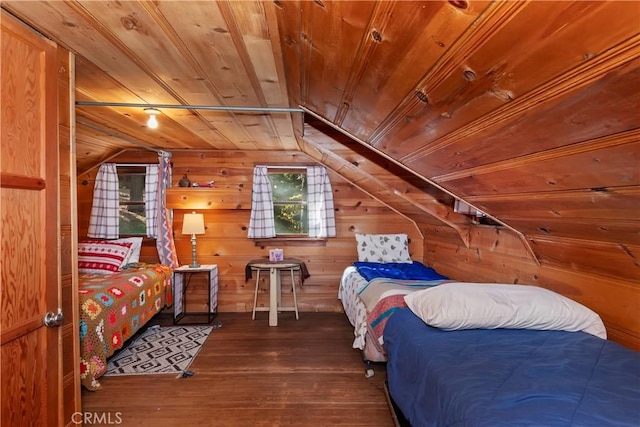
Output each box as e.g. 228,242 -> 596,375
144,108 -> 160,129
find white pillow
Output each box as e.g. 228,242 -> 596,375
404,282 -> 607,339
113,237 -> 143,265
355,233 -> 412,263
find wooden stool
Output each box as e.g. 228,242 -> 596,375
251,264 -> 299,323
251,266 -> 264,320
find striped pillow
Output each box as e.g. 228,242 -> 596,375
78,241 -> 133,274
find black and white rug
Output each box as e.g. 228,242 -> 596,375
105,325 -> 213,377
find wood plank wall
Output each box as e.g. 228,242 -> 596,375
76,148 -> 639,351
76,149 -> 422,314
420,222 -> 640,351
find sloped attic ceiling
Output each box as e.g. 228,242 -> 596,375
2,1 -> 639,255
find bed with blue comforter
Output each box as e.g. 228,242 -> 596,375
338,261 -> 449,364
385,307 -> 640,427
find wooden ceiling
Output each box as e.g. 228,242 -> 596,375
3,1 -> 639,255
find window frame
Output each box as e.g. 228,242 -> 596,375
267,167 -> 309,237
252,166 -> 327,247
116,165 -> 147,237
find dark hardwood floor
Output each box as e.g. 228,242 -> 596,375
81,312 -> 394,426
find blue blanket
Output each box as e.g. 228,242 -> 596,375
385,308 -> 640,427
354,261 -> 448,282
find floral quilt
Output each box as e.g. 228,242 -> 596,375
79,263 -> 173,390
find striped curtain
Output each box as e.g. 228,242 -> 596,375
155,153 -> 179,268
87,163 -> 119,239
247,165 -> 276,238
307,166 -> 336,238
145,165 -> 159,237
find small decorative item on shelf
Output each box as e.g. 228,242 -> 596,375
191,180 -> 215,188
269,248 -> 284,262
178,174 -> 191,187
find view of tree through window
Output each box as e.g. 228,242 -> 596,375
268,171 -> 308,235
118,166 -> 146,235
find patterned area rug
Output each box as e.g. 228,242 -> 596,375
105,325 -> 213,376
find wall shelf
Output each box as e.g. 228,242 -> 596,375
166,187 -> 246,210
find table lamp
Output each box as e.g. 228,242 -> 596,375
182,211 -> 205,268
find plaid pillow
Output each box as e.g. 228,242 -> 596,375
78,241 -> 133,274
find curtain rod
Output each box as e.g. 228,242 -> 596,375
264,165 -> 310,169
76,101 -> 304,113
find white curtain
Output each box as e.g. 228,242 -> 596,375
307,166 -> 336,238
248,165 -> 336,239
145,164 -> 159,238
247,165 -> 276,238
87,163 -> 119,239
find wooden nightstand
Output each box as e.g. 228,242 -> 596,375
173,264 -> 218,324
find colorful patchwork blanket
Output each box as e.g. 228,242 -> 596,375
79,263 -> 173,390
359,278 -> 450,345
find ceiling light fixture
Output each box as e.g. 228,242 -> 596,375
144,108 -> 160,129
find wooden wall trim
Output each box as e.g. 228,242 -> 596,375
467,185 -> 640,205
0,173 -> 46,190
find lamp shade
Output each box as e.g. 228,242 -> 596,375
182,212 -> 205,235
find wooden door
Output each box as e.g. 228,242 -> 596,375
1,11 -> 63,425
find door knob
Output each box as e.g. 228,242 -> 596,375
44,309 -> 63,327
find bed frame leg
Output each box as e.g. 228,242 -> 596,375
364,359 -> 375,378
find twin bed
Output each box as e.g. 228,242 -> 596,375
338,262 -> 449,370
385,307 -> 640,426
339,233 -> 640,426
78,239 -> 173,390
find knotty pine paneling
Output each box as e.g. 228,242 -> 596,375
438,137 -> 639,195
76,180 -> 93,239
467,225 -> 536,260
298,0 -> 377,122
406,58 -> 640,178
423,226 -> 640,351
373,2 -> 639,159
528,236 -> 640,282
464,182 -> 640,246
76,149 -> 423,313
466,187 -> 640,221
499,217 -> 638,246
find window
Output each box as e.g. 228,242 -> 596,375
268,170 -> 308,235
117,166 -> 147,235
248,165 -> 335,241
